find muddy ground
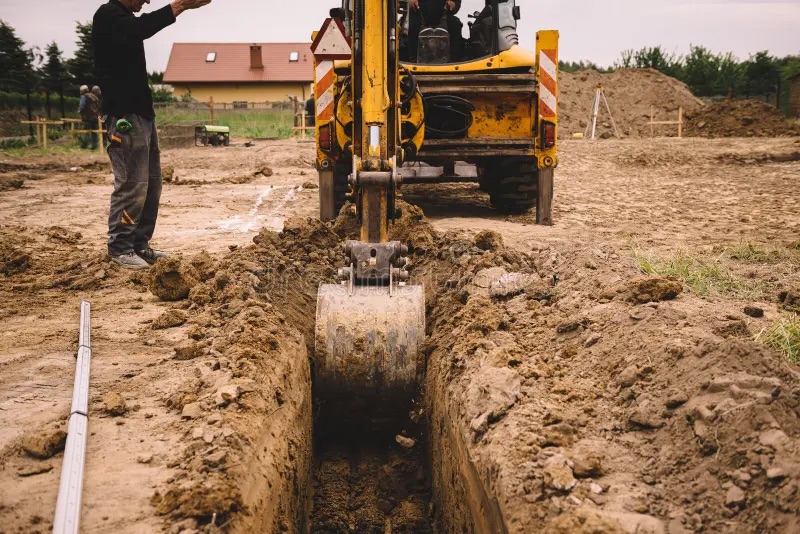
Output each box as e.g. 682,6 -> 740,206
1,136 -> 799,533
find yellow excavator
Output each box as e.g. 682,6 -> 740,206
312,0 -> 558,422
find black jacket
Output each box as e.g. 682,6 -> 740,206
417,0 -> 461,27
92,0 -> 176,119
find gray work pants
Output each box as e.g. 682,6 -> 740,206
106,114 -> 162,255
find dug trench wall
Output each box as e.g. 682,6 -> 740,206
151,202 -> 800,533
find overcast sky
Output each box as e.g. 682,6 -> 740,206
2,0 -> 799,72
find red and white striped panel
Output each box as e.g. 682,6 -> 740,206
538,49 -> 558,119
315,60 -> 335,122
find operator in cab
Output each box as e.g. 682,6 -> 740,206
406,0 -> 464,63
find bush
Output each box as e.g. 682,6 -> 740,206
0,91 -> 80,111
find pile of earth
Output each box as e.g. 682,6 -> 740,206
142,201 -> 800,532
685,99 -> 800,138
559,68 -> 705,139
144,203 -> 439,531
418,227 -> 800,532
0,225 -> 119,296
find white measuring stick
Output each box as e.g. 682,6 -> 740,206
53,301 -> 92,534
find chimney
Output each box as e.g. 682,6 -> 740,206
250,44 -> 263,69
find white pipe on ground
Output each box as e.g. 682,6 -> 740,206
52,300 -> 92,534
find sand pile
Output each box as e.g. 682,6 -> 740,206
559,68 -> 705,139
420,232 -> 800,533
685,99 -> 800,138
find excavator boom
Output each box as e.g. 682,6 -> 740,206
314,0 -> 425,425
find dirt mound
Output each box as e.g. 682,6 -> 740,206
0,175 -> 24,192
422,237 -> 800,533
560,68 -> 705,139
0,244 -> 30,275
149,258 -> 200,301
0,226 -> 119,291
685,99 -> 800,138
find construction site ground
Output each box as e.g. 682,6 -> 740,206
1,136 -> 799,533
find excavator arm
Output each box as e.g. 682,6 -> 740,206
314,0 -> 425,425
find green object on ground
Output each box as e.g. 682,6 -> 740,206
200,125 -> 230,133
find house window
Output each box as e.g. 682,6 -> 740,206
289,52 -> 299,62
206,52 -> 216,62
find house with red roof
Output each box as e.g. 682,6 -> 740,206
163,43 -> 313,104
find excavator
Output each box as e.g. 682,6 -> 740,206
312,0 -> 558,423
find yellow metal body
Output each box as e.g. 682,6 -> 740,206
315,35 -> 560,173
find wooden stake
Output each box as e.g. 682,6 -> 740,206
650,106 -> 654,138
678,107 -> 683,138
97,117 -> 104,153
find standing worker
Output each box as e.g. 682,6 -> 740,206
91,86 -> 104,111
91,86 -> 106,145
78,85 -> 101,150
93,0 -> 212,269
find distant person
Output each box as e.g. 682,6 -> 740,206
407,0 -> 464,63
78,85 -> 101,150
92,85 -> 103,107
92,86 -> 106,144
305,96 -> 315,127
92,0 -> 212,269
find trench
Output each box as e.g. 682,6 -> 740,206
301,259 -> 502,533
210,212 -> 506,533
309,414 -> 433,533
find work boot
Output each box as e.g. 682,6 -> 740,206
110,252 -> 150,270
136,247 -> 170,265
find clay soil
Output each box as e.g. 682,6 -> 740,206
558,69 -> 705,139
684,99 -> 800,139
1,135 -> 799,533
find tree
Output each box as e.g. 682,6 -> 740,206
0,20 -> 35,93
41,42 -> 69,117
68,21 -> 97,89
149,71 -> 165,84
0,20 -> 38,135
632,46 -> 683,79
617,49 -> 634,69
558,60 -> 609,73
715,51 -> 743,97
682,45 -> 723,97
742,51 -> 781,98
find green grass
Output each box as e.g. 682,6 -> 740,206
630,244 -> 762,299
720,240 -> 800,265
0,142 -> 88,158
756,313 -> 800,362
156,108 -> 295,139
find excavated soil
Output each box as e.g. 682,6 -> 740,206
1,137 -> 799,533
685,99 -> 800,138
559,68 -> 705,139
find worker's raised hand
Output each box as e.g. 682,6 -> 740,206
171,0 -> 212,17
409,0 -> 420,10
445,0 -> 456,11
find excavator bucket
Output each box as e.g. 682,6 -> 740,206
314,283 -> 425,424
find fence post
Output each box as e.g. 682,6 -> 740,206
209,96 -> 215,125
97,117 -> 104,154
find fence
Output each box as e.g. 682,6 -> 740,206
154,99 -> 308,146
0,99 -> 309,148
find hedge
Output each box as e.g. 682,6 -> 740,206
0,91 -> 80,111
